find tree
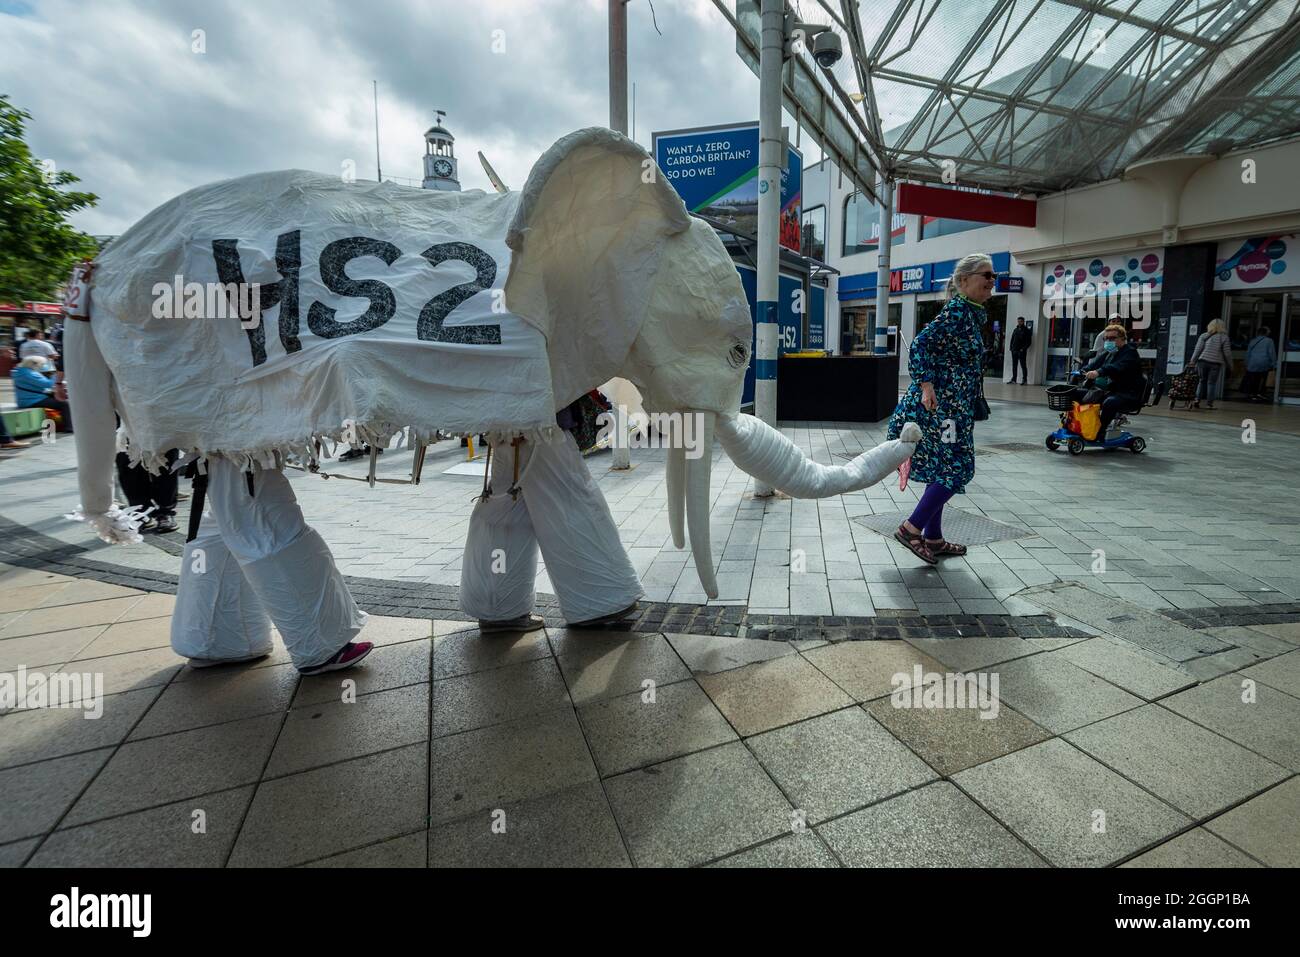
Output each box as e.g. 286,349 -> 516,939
0,94 -> 99,303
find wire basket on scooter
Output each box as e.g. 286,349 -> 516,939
1046,384 -> 1077,411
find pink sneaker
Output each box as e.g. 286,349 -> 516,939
299,641 -> 373,675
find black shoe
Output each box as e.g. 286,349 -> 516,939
150,514 -> 178,534
338,445 -> 382,462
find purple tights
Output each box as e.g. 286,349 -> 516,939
906,483 -> 955,540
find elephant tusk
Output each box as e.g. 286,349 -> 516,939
685,412 -> 717,599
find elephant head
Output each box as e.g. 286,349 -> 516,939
504,128 -> 919,598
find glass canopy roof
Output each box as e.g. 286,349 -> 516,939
726,0 -> 1300,194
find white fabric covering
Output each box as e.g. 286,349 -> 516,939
203,458 -> 366,668
88,172 -> 555,470
170,515 -> 273,661
460,432 -> 642,624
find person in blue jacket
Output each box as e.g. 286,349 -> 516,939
12,356 -> 73,432
1079,323 -> 1143,433
887,253 -> 994,565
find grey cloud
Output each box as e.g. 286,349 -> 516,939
1,0 -> 762,234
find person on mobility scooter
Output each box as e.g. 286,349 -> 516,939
1046,323 -> 1150,454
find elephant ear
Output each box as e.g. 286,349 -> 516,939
505,127 -> 691,409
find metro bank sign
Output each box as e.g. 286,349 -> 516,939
889,264 -> 931,294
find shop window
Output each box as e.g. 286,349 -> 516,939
801,205 -> 826,261
842,192 -> 906,257
840,302 -> 900,355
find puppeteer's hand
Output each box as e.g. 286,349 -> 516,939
1085,370 -> 1099,380
920,382 -> 938,412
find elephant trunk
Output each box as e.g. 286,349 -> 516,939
715,413 -> 921,498
684,412 -> 716,599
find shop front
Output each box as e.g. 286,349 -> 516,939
1040,250 -> 1163,382
1215,234 -> 1300,404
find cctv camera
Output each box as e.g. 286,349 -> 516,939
812,31 -> 842,68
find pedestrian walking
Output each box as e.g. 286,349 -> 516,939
1008,316 -> 1031,384
1189,318 -> 1233,409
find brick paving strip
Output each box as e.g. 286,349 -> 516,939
4,514 -> 1298,642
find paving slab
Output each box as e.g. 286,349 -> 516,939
432,627 -> 549,680
29,786 -> 253,867
429,706 -> 597,823
0,685 -> 162,770
696,655 -> 854,736
902,636 -> 1084,671
71,615 -> 174,659
1244,621 -> 1300,645
1238,649 -> 1300,698
431,656 -> 570,738
0,596 -> 146,640
1203,625 -> 1297,656
1161,675 -> 1300,771
577,679 -> 735,776
1120,827 -> 1263,868
303,830 -> 428,867
800,640 -> 947,703
294,638 -> 430,707
1055,637 -> 1197,700
604,741 -> 792,868
952,738 -> 1191,867
0,625 -> 108,670
54,647 -> 184,699
709,833 -> 840,867
0,748 -> 112,843
1203,778 -> 1300,868
0,838 -> 38,867
357,615 -> 434,646
1065,704 -> 1289,818
1177,645 -> 1276,681
992,653 -> 1144,734
129,662 -> 300,740
551,631 -> 690,706
667,632 -> 794,674
428,780 -> 628,868
229,742 -> 427,867
62,714 -> 278,827
818,781 -> 1046,867
1020,583 -> 1233,661
864,696 -> 1051,776
746,707 -> 937,824
267,684 -> 429,778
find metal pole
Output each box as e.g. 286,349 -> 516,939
609,0 -> 629,136
608,0 -> 633,470
373,81 -> 382,183
753,0 -> 784,498
874,174 -> 892,354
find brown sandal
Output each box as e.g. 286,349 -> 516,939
894,524 -> 938,565
925,539 -> 967,557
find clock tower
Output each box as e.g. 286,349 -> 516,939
421,110 -> 460,191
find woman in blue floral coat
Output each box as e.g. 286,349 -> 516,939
887,254 -> 996,564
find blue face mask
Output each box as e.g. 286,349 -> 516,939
1104,340 -> 1118,353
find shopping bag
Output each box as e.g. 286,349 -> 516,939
1070,401 -> 1102,441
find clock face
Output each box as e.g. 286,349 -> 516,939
433,159 -> 453,177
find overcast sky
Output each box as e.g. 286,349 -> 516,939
1,0 -> 815,235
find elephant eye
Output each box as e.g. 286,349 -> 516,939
728,342 -> 749,369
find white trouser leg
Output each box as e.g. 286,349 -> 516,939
205,458 -> 367,669
520,432 -> 643,623
459,440 -> 540,621
171,513 -> 274,661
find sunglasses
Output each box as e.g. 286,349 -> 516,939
975,271 -> 996,281
1103,336 -> 1121,341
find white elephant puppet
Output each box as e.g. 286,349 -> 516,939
65,128 -> 919,670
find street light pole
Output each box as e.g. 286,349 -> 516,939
874,174 -> 892,354
754,0 -> 785,498
606,0 -> 634,470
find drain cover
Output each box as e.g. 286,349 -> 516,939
853,508 -> 1034,545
